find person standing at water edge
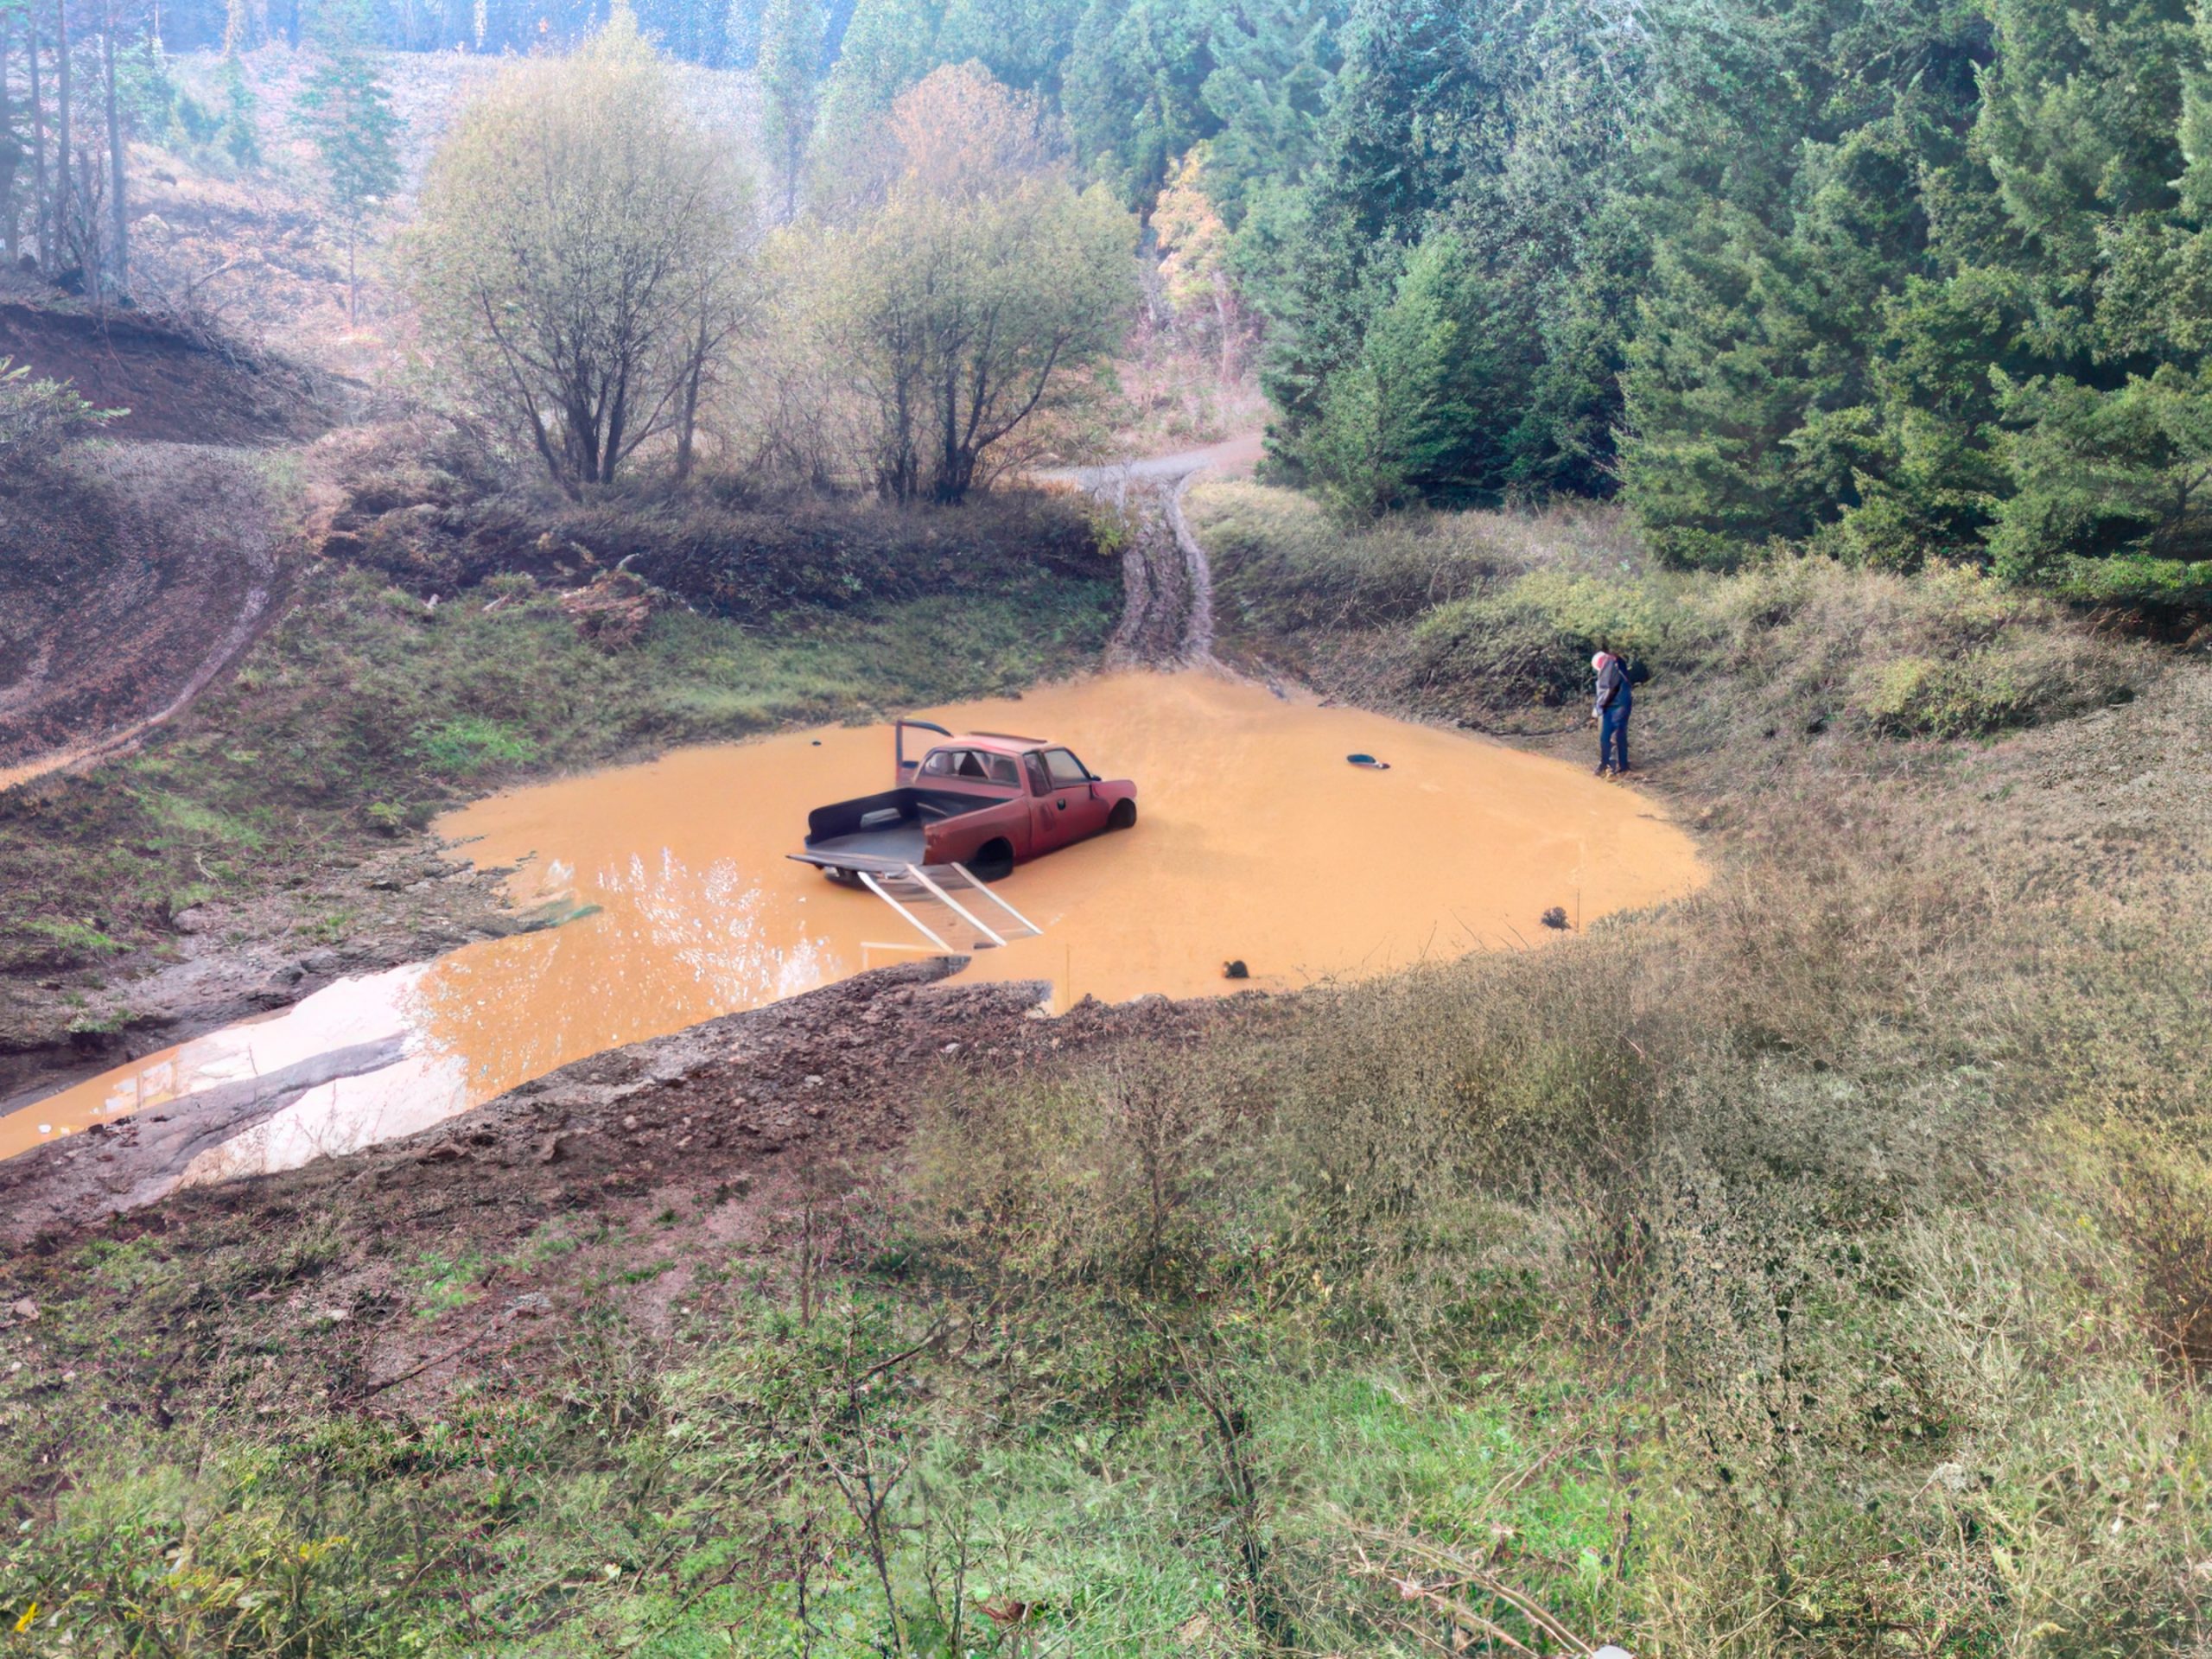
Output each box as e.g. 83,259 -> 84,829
1592,649 -> 1631,776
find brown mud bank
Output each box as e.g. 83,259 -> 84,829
0,845 -> 524,1108
0,962 -> 1235,1414
0,296 -> 340,446
0,445 -> 289,792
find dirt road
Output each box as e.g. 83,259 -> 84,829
0,443 -> 286,789
1050,433 -> 1263,671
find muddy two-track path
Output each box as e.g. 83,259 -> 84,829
1048,432 -> 1263,670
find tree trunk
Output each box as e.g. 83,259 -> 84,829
0,14 -> 16,263
675,308 -> 708,483
1215,274 -> 1237,387
103,0 -> 125,297
345,220 -> 357,327
27,2 -> 50,274
54,0 -> 72,280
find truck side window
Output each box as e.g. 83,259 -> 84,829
982,753 -> 1020,785
1024,753 -> 1052,796
1044,748 -> 1090,787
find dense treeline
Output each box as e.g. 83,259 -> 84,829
10,0 -> 2212,586
784,0 -> 2212,590
1242,0 -> 2212,594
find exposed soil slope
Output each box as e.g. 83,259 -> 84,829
0,960 -> 1233,1417
0,442 -> 289,779
0,297 -> 331,445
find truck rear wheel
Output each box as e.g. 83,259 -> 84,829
1108,799 -> 1137,830
970,839 -> 1015,881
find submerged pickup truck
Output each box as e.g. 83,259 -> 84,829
792,720 -> 1138,882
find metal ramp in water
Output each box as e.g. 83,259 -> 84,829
856,861 -> 1044,957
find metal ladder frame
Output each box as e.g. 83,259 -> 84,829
854,861 -> 1044,954
944,862 -> 1043,938
855,870 -> 953,952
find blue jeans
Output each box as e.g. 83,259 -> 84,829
1599,696 -> 1630,772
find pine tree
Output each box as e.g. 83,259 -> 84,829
1198,0 -> 1344,230
1618,0 -> 1987,566
1065,0 -> 1225,212
1963,0 -> 2212,581
295,10 -> 403,328
1306,232 -> 1531,514
760,0 -> 827,219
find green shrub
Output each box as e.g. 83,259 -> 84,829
2051,552 -> 2212,607
1859,651 -> 2030,738
0,358 -> 118,479
1410,568 -> 1708,707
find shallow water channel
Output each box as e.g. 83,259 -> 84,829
3,673 -> 1704,1176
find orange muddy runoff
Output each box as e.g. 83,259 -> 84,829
2,672 -> 1705,1173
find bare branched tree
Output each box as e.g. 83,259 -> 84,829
404,7 -> 758,496
817,66 -> 1136,504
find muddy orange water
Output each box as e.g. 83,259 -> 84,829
2,673 -> 1704,1174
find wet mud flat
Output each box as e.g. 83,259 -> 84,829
3,671 -> 1703,1186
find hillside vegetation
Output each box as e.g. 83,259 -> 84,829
6,500 -> 2208,1656
3,0 -> 2211,1653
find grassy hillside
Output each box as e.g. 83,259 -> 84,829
5,496 -> 2207,1655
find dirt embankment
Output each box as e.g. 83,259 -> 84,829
0,444 -> 283,778
0,843 -> 528,1109
0,297 -> 335,445
0,296 -> 348,791
0,962 -> 1236,1414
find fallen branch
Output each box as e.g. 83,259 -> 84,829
1343,1522 -> 1599,1657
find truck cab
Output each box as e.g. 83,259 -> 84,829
794,721 -> 1138,882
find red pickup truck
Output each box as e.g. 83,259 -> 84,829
792,720 -> 1138,882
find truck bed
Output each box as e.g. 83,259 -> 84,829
803,823 -> 928,868
791,786 -> 998,874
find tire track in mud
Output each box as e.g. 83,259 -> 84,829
1074,440 -> 1249,671
0,447 -> 287,794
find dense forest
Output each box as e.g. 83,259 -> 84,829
8,0 -> 2212,595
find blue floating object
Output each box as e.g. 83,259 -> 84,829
1346,753 -> 1391,770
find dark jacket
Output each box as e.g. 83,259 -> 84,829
1593,656 -> 1630,715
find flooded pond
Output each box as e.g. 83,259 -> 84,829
3,672 -> 1704,1174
